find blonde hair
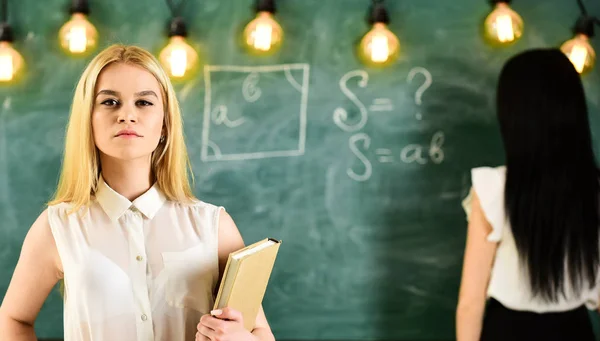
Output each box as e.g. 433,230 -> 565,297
48,44 -> 195,211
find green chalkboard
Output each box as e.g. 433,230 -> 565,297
2,0 -> 600,340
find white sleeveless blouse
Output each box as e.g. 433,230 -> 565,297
47,176 -> 222,341
463,166 -> 600,313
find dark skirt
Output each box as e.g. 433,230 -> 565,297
480,298 -> 595,341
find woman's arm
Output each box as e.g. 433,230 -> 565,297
214,210 -> 275,341
0,210 -> 63,341
456,191 -> 498,341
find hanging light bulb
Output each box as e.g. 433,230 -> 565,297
159,17 -> 198,79
58,0 -> 98,55
359,24 -> 399,65
0,23 -> 23,83
358,0 -> 400,66
560,16 -> 596,74
243,0 -> 283,54
483,0 -> 524,45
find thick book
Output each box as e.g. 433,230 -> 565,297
213,238 -> 282,331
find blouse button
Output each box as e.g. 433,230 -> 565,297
141,314 -> 148,321
136,255 -> 143,261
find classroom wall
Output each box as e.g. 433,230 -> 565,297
1,0 -> 600,340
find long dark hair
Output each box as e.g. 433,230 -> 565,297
497,48 -> 599,302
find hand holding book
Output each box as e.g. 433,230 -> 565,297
213,238 -> 281,331
196,307 -> 257,341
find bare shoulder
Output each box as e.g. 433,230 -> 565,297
213,209 -> 244,293
213,210 -> 274,336
23,208 -> 63,275
26,209 -> 53,250
0,208 -> 62,326
30,208 -> 50,233
468,190 -> 494,235
217,209 -> 245,257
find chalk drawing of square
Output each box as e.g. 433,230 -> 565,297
201,64 -> 309,162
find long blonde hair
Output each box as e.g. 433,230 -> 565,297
48,44 -> 195,211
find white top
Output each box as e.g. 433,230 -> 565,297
463,166 -> 600,313
48,176 -> 222,341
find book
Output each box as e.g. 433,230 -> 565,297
213,238 -> 282,331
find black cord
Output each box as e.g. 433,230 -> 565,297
1,0 -> 7,24
165,0 -> 188,37
166,0 -> 175,16
255,0 -> 276,13
166,0 -> 186,17
70,0 -> 89,15
573,0 -> 598,37
368,0 -> 389,25
577,0 -> 588,16
0,0 -> 12,42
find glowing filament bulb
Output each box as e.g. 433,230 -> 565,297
483,2 -> 524,45
243,11 -> 283,53
159,36 -> 198,79
59,13 -> 98,55
359,22 -> 399,66
561,33 -> 596,74
0,41 -> 24,82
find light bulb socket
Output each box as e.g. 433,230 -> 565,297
168,17 -> 187,37
0,23 -> 13,42
255,0 -> 276,13
489,0 -> 511,4
70,0 -> 90,15
574,16 -> 595,38
368,1 -> 390,25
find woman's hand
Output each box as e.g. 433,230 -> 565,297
196,307 -> 258,341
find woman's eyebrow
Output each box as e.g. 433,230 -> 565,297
135,90 -> 158,98
96,89 -> 120,98
95,90 -> 158,98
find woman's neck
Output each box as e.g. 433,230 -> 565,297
99,154 -> 154,201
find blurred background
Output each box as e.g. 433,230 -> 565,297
1,0 -> 600,340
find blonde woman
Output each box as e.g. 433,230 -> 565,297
0,45 -> 275,341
